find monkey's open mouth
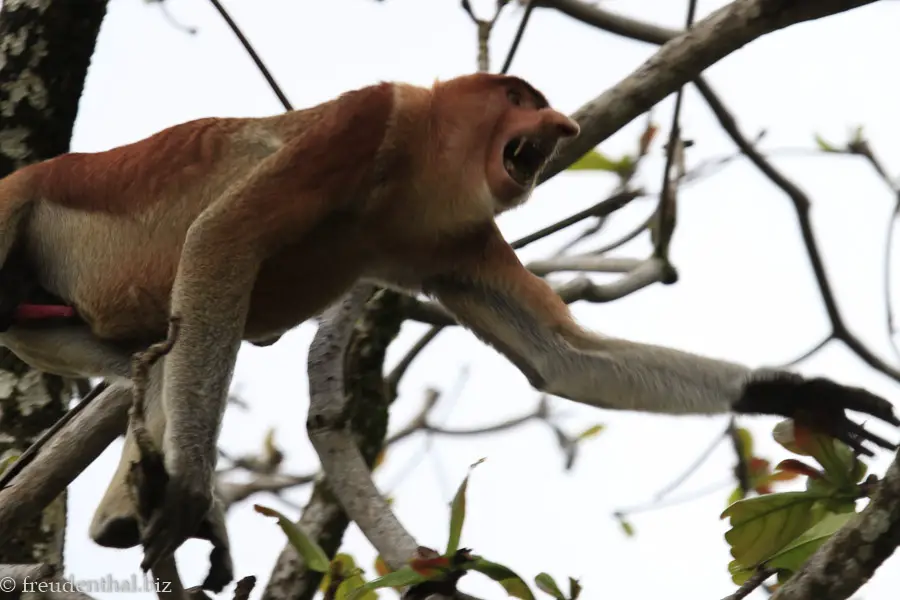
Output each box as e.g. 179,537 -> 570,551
503,137 -> 548,186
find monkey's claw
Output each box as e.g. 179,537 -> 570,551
735,373 -> 900,456
139,480 -> 212,577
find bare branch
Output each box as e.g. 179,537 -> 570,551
0,384 -> 131,541
527,256 -> 642,276
695,80 -> 900,384
538,0 -> 882,182
306,284 -> 418,569
500,0 -> 536,74
206,0 -> 293,111
509,190 -> 640,250
723,567 -> 775,600
553,257 -> 675,302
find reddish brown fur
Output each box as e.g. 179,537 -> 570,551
23,118 -> 244,214
0,74 -> 577,346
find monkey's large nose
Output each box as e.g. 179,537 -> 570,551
544,110 -> 580,138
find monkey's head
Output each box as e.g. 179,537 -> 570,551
432,73 -> 580,214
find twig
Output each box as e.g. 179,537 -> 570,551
510,190 -> 640,249
552,257 -> 675,302
653,424 -> 729,502
537,0 -> 883,183
461,0 -> 510,72
723,567 -> 774,600
217,472 -> 316,508
527,256 -> 642,276
884,197 -> 900,363
207,0 -> 293,111
776,336 -> 833,369
152,0 -> 198,35
695,79 -> 900,384
653,0 -> 697,260
727,417 -> 751,496
589,213 -> 653,256
499,0 -> 535,74
614,477 -> 731,519
386,326 -> 444,397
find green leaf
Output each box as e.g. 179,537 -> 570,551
320,554 -> 367,596
615,513 -> 635,537
727,559 -> 756,586
726,486 -> 745,507
721,491 -> 828,569
446,458 -> 485,555
344,567 -> 429,600
534,573 -> 565,599
319,555 -> 377,600
814,133 -> 839,153
254,504 -> 330,572
734,427 -> 754,461
567,150 -> 619,172
575,424 -> 605,442
766,511 -> 856,573
568,577 -> 582,600
0,450 -> 20,475
801,432 -> 857,491
614,154 -> 636,178
469,557 -> 535,600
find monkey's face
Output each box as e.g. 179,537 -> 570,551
431,74 -> 579,216
484,77 -> 580,212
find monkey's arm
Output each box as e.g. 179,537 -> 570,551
425,228 -> 899,454
140,155 -> 330,571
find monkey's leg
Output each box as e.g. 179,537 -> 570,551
89,359 -> 234,593
0,324 -> 133,379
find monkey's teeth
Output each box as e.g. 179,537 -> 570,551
513,138 -> 527,157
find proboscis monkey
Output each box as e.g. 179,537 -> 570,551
0,73 -> 896,591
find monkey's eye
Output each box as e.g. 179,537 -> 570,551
507,89 -> 523,106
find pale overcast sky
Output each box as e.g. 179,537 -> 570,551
55,0 -> 900,598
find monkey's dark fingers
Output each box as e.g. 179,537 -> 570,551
841,418 -> 897,452
203,545 -> 234,593
832,429 -> 875,458
794,412 -> 875,457
815,381 -> 900,426
140,522 -> 184,574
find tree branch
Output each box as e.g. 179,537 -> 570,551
538,0 -> 881,182
306,284 -> 419,569
0,385 -> 131,541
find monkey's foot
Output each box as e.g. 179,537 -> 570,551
734,372 -> 900,456
202,535 -> 235,593
138,477 -> 214,582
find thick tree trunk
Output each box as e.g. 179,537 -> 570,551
0,0 -> 109,564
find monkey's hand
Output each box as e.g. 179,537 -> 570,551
734,371 -> 900,456
139,473 -> 213,577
